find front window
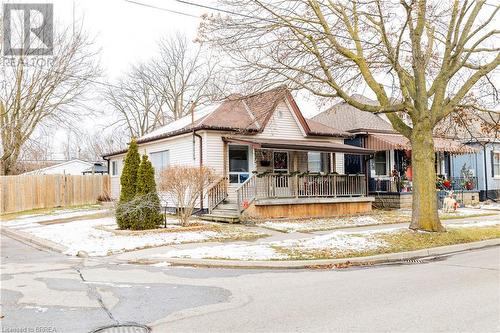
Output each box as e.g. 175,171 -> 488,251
229,145 -> 249,183
374,151 -> 387,176
493,152 -> 500,177
150,150 -> 170,175
308,152 -> 322,173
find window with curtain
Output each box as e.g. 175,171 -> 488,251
150,150 -> 170,174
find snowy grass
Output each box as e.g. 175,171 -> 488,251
163,222 -> 500,261
5,214 -> 267,257
258,208 -> 498,233
258,215 -> 384,233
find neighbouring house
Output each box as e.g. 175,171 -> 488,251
313,95 -> 481,209
22,159 -> 97,176
82,162 -> 108,175
441,116 -> 500,201
103,86 -> 375,222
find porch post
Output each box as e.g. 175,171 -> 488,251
223,141 -> 228,178
293,152 -> 298,198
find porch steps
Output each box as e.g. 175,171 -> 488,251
200,202 -> 241,223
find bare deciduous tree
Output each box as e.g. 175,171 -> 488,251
199,0 -> 500,231
106,33 -> 225,138
0,21 -> 99,175
159,166 -> 214,226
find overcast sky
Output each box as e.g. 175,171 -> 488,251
22,0 -> 322,157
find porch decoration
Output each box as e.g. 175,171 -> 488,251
256,150 -> 272,167
460,165 -> 475,191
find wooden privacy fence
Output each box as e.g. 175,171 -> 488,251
0,174 -> 110,214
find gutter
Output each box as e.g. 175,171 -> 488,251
193,130 -> 204,211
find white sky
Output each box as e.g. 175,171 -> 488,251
22,0 -> 321,156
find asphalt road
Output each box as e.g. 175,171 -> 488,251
1,234 -> 499,333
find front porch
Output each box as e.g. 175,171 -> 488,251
204,137 -> 375,222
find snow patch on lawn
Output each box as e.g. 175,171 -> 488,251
446,220 -> 500,228
10,216 -> 221,256
167,244 -> 286,261
259,215 -> 381,233
164,228 -> 395,261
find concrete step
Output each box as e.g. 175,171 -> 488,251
212,208 -> 239,216
216,203 -> 239,210
200,214 -> 240,223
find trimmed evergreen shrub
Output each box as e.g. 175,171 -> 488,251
116,138 -> 140,229
130,155 -> 163,230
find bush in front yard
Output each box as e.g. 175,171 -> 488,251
117,138 -> 140,229
159,166 -> 214,226
131,155 -> 163,230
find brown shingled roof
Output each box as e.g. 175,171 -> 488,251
103,86 -> 352,157
313,96 -> 395,133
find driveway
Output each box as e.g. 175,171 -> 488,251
1,234 -> 499,332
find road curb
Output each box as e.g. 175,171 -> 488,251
157,239 -> 500,269
1,226 -> 68,253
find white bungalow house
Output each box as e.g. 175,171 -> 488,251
103,86 -> 374,222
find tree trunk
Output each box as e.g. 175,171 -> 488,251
409,124 -> 445,232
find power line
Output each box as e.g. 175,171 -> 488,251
172,0 -> 407,52
123,0 -> 199,18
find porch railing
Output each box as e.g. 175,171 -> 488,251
236,174 -> 257,215
207,176 -> 228,213
369,176 -> 478,193
255,174 -> 366,199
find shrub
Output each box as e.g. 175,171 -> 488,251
132,155 -> 162,230
159,166 -> 214,226
117,138 -> 140,229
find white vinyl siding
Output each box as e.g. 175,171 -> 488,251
335,153 -> 345,174
257,101 -> 306,140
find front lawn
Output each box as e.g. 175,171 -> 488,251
3,211 -> 268,256
256,208 -> 497,233
163,221 -> 500,261
276,225 -> 500,260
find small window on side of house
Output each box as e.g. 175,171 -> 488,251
150,150 -> 170,174
111,161 -> 118,176
493,152 -> 500,177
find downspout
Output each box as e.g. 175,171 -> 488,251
190,101 -> 204,211
193,130 -> 203,211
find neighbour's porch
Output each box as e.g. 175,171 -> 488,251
204,137 -> 375,221
356,133 -> 481,208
